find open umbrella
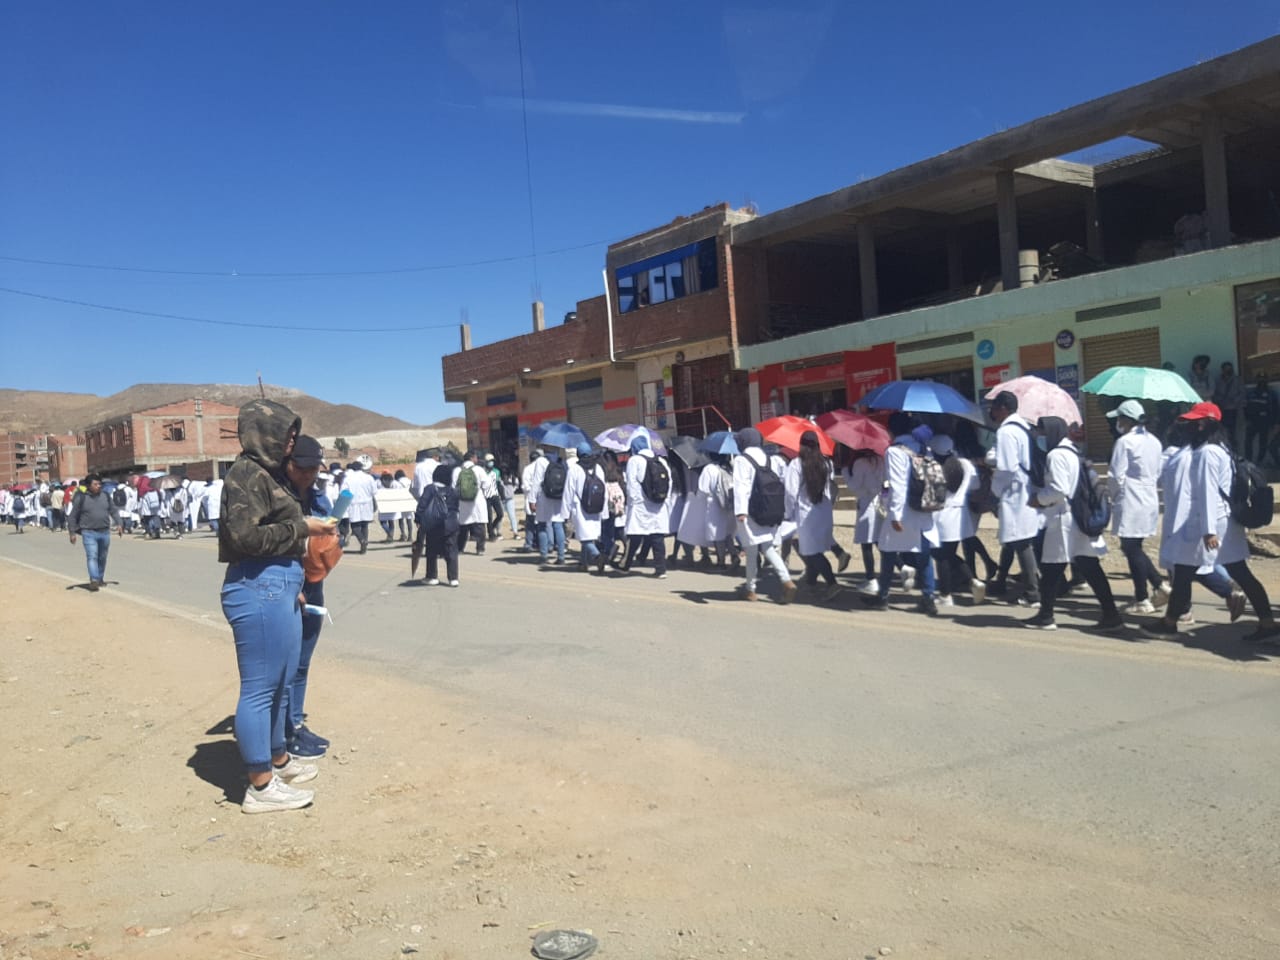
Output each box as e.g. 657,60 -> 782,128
984,375 -> 1082,425
595,424 -> 667,455
823,414 -> 892,455
535,421 -> 590,449
756,415 -> 835,456
1081,366 -> 1200,403
144,470 -> 168,479
814,409 -> 861,431
156,475 -> 183,490
668,436 -> 710,470
697,430 -> 739,456
861,379 -> 986,424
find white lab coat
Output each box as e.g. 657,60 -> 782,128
203,480 -> 222,522
784,457 -> 834,556
934,456 -> 977,543
624,449 -> 671,535
1192,442 -> 1248,566
991,414 -> 1041,543
451,462 -> 490,526
565,460 -> 605,542
700,464 -> 734,543
1038,440 -> 1105,563
521,458 -> 542,512
341,469 -> 379,523
878,442 -> 936,553
1108,426 -> 1161,538
1158,445 -> 1203,570
411,459 -> 439,499
732,448 -> 778,545
530,457 -> 570,523
677,467 -> 710,547
844,456 -> 884,545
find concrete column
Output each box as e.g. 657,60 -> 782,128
532,301 -> 545,332
857,220 -> 879,319
1201,111 -> 1231,248
946,229 -> 964,289
1085,191 -> 1103,261
996,170 -> 1020,290
460,322 -> 472,351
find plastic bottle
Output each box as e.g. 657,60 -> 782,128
329,489 -> 353,521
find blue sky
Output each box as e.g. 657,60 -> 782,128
2,3 -> 1276,425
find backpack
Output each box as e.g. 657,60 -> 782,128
416,485 -> 449,532
1012,422 -> 1048,489
902,446 -> 948,512
581,465 -> 606,515
170,493 -> 185,516
12,495 -> 25,515
605,480 -> 626,518
942,456 -> 966,495
541,460 -> 567,500
640,455 -> 671,503
743,457 -> 785,527
457,465 -> 479,501
1069,453 -> 1111,537
1222,453 -> 1274,529
113,486 -> 129,507
39,491 -> 52,507
712,466 -> 733,511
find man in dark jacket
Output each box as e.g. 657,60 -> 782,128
68,474 -> 121,591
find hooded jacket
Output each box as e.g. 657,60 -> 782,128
218,399 -> 309,564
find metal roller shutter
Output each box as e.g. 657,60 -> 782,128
565,377 -> 608,443
1081,326 -> 1162,461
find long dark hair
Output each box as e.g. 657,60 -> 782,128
601,450 -> 622,483
1191,418 -> 1230,450
798,437 -> 827,504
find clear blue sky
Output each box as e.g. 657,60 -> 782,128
2,3 -> 1276,425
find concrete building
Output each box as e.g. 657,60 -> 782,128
442,204 -> 757,470
0,433 -> 41,486
731,35 -> 1280,457
83,398 -> 241,479
47,434 -> 86,482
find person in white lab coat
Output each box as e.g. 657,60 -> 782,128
989,391 -> 1041,605
340,460 -> 379,554
530,449 -> 570,565
843,450 -> 884,583
699,455 -> 738,568
520,448 -> 544,552
565,440 -> 607,572
1023,417 -> 1122,632
864,419 -> 938,615
783,430 -> 838,600
451,453 -> 491,556
202,478 -> 223,535
930,435 -> 985,607
1106,399 -> 1171,613
732,427 -> 795,602
621,435 -> 671,578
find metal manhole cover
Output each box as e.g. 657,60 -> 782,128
530,929 -> 598,960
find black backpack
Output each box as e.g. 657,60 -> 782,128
744,457 -> 785,527
541,460 -> 567,500
640,456 -> 670,503
1012,422 -> 1047,488
113,486 -> 129,507
1068,453 -> 1111,537
1223,453 -> 1274,529
581,465 -> 606,515
416,485 -> 457,534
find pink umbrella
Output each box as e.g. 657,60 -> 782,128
984,375 -> 1082,426
823,414 -> 892,455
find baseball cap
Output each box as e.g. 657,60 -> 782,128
484,452 -> 495,462
1179,401 -> 1222,421
290,435 -> 325,467
1106,399 -> 1145,421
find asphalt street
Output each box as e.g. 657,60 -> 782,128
7,523 -> 1280,893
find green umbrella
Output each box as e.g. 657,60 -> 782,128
1080,366 -> 1201,403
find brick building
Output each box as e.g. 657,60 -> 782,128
442,204 -> 757,469
83,398 -> 241,479
0,433 -> 41,486
46,434 -> 86,482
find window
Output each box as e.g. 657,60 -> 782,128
616,237 -> 718,313
164,420 -> 186,441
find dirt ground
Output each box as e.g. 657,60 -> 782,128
3,562 -> 1279,960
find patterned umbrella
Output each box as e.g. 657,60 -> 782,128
594,424 -> 668,455
984,375 -> 1082,426
756,415 -> 835,456
534,421 -> 589,449
823,414 -> 892,455
1080,366 -> 1200,403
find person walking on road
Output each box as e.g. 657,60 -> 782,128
1106,400 -> 1170,613
864,419 -> 939,615
733,427 -> 795,603
340,458 -> 378,554
67,474 -> 122,591
784,430 -> 839,600
931,434 -> 985,607
520,448 -> 545,552
989,391 -> 1042,606
565,440 -> 607,572
621,434 -> 672,578
414,463 -> 461,586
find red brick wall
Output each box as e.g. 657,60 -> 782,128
86,401 -> 241,473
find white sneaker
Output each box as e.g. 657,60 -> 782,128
901,571 -> 915,593
1178,612 -> 1196,625
242,775 -> 313,814
449,580 -> 460,587
1152,582 -> 1173,609
1228,589 -> 1247,622
1125,599 -> 1156,614
937,594 -> 954,608
859,580 -> 881,597
426,578 -> 439,586
970,579 -> 987,605
273,756 -> 318,784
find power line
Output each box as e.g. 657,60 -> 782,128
0,285 -> 459,333
0,238 -> 608,279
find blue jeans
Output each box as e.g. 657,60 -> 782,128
288,579 -> 325,735
524,509 -> 537,549
503,498 -> 518,536
538,520 -> 566,561
221,558 -> 304,774
878,545 -> 936,599
82,529 -> 112,582
580,539 -> 601,564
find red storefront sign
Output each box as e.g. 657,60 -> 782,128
982,363 -> 1012,389
754,343 -> 898,411
844,343 -> 897,402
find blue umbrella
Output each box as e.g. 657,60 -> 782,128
861,379 -> 986,424
698,430 -> 739,455
536,421 -> 590,449
594,423 -> 668,455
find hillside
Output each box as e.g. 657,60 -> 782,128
0,383 -> 442,437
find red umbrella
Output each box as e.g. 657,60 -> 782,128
814,409 -> 861,431
823,414 -> 892,455
756,415 -> 835,456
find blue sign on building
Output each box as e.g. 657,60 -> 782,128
976,339 -> 995,360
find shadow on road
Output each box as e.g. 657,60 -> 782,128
187,738 -> 244,803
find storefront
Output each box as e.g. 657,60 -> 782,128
751,343 -> 897,421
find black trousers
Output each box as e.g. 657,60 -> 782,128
963,536 -> 996,580
625,533 -> 667,573
859,543 -> 876,578
457,521 -> 486,554
934,541 -> 975,597
801,551 -> 835,586
486,496 -> 503,538
1038,556 -> 1117,621
1119,537 -> 1163,601
998,538 -> 1041,603
425,533 -> 459,582
1244,419 -> 1272,463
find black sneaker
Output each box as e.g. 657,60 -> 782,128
1093,613 -> 1126,632
860,594 -> 889,610
918,596 -> 939,617
1245,623 -> 1280,644
1140,619 -> 1179,638
1024,614 -> 1057,630
287,735 -> 326,760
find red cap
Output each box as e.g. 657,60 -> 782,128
1179,401 -> 1222,421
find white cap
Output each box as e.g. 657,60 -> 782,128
1106,399 -> 1145,421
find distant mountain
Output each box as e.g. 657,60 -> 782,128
0,383 -> 430,437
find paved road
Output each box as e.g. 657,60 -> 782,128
7,524 -> 1280,895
